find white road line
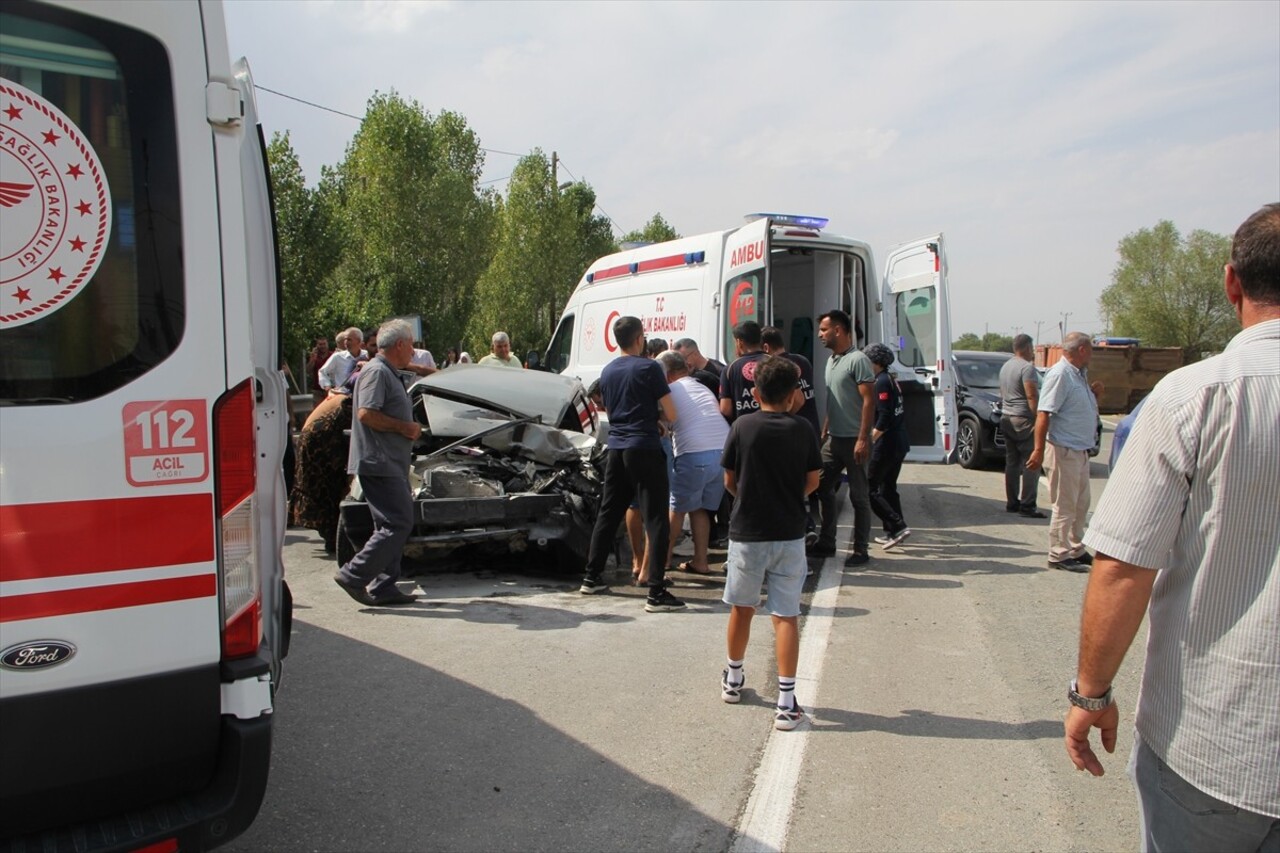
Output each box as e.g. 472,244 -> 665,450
731,557 -> 843,853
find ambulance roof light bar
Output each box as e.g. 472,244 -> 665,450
744,213 -> 829,230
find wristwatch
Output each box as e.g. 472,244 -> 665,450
1068,680 -> 1114,711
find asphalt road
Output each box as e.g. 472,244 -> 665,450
228,421 -> 1145,853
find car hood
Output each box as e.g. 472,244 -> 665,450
965,386 -> 1001,406
409,364 -> 594,440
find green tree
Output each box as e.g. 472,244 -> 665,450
329,91 -> 495,351
981,332 -> 1014,353
953,332 -> 1015,352
468,151 -> 616,357
1099,221 -> 1234,359
619,213 -> 680,244
266,132 -> 344,371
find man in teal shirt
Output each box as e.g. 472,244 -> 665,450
813,309 -> 876,566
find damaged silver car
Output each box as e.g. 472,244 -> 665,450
335,365 -> 603,571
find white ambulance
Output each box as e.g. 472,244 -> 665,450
0,1 -> 289,849
542,215 -> 957,461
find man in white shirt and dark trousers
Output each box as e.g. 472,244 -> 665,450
1065,203 -> 1280,852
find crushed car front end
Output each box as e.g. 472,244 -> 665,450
337,366 -> 602,571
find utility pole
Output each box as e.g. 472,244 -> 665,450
550,151 -> 560,341
1035,320 -> 1044,348
1058,312 -> 1071,342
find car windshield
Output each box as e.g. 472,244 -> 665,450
955,356 -> 1007,389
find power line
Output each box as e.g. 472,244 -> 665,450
254,82 -> 631,235
252,83 -> 525,157
254,83 -> 363,121
555,155 -> 624,236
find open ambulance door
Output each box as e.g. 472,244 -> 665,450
229,57 -> 291,676
881,235 -> 955,462
718,217 -> 773,361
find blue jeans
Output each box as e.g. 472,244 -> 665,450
1131,735 -> 1280,853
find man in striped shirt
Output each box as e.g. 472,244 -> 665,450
1065,203 -> 1280,851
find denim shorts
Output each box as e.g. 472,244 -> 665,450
722,538 -> 806,617
670,449 -> 725,513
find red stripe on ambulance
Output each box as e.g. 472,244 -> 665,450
0,574 -> 216,623
0,493 -> 215,582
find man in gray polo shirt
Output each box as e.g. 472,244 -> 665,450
813,309 -> 875,567
333,318 -> 424,607
1028,332 -> 1099,572
999,334 -> 1043,518
1064,203 -> 1280,851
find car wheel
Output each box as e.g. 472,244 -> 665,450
957,416 -> 982,470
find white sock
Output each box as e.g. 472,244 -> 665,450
777,676 -> 797,710
726,658 -> 744,686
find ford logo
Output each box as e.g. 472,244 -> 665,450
0,640 -> 77,671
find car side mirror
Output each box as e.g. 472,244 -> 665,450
525,350 -> 543,370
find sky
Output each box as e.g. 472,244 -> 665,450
224,0 -> 1280,343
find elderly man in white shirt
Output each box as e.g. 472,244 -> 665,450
1028,331 -> 1100,572
656,350 -> 731,575
318,327 -> 366,394
1065,203 -> 1280,853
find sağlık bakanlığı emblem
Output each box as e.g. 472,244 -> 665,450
1,77 -> 112,329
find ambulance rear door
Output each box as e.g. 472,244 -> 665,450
718,217 -> 772,360
881,235 -> 955,462
226,54 -> 291,679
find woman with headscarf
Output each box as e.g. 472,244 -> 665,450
862,343 -> 911,549
290,392 -> 355,552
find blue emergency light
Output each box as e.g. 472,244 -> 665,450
744,213 -> 829,229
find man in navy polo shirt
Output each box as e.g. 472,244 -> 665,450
580,315 -> 685,612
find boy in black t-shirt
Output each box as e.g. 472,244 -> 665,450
719,356 -> 822,730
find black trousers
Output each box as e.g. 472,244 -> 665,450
868,434 -> 908,534
584,447 -> 671,591
1001,415 -> 1039,511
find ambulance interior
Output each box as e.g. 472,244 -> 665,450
766,247 -> 940,449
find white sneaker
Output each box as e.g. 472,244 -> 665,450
774,701 -> 806,731
882,528 -> 911,550
721,669 -> 744,704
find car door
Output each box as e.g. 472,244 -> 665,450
881,235 -> 955,462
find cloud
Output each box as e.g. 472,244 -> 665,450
306,0 -> 451,36
727,126 -> 900,173
224,0 -> 1279,338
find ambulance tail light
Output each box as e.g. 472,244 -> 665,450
213,380 -> 261,660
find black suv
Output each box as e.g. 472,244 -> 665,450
952,350 -> 1012,469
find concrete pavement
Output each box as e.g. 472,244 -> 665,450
228,424 -> 1145,852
